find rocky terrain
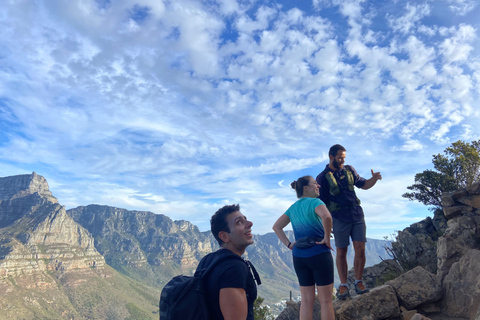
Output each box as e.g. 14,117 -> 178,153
277,182 -> 480,320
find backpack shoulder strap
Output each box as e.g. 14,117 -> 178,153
196,250 -> 242,278
197,250 -> 261,286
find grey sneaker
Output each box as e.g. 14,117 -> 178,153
355,281 -> 369,295
336,285 -> 350,300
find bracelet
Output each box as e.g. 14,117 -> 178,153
287,242 -> 291,248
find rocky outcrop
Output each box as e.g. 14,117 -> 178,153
0,173 -> 105,278
442,249 -> 480,319
386,266 -> 442,310
276,182 -> 480,320
390,209 -> 446,274
437,185 -> 480,280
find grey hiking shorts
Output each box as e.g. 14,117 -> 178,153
333,218 -> 367,248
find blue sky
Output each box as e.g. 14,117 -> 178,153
1,0 -> 479,240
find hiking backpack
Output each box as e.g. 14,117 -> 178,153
159,253 -> 246,320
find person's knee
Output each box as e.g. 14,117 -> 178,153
354,246 -> 365,256
336,247 -> 348,259
301,294 -> 315,306
317,293 -> 332,304
316,286 -> 334,304
353,242 -> 365,253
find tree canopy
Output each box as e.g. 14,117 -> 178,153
402,140 -> 480,210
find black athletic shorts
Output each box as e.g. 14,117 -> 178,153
293,252 -> 334,287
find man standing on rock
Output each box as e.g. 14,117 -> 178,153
316,144 -> 382,300
199,204 -> 260,319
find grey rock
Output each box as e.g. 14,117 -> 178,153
452,188 -> 470,200
443,205 -> 473,219
391,216 -> 441,273
442,249 -> 480,319
457,195 -> 480,209
333,285 -> 400,320
386,266 -> 442,310
466,182 -> 480,195
432,209 -> 447,235
440,194 -> 456,207
436,213 -> 480,279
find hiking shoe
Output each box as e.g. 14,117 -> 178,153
336,285 -> 350,300
355,281 -> 369,295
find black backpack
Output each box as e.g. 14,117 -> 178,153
159,252 -> 252,320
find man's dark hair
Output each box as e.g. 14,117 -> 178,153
291,176 -> 312,198
329,144 -> 346,157
211,204 -> 240,246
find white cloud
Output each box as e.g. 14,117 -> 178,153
392,139 -> 424,151
445,0 -> 478,15
387,3 -> 430,34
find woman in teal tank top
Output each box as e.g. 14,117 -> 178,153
273,176 -> 335,320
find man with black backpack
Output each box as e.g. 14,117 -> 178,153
159,204 -> 260,320
200,204 -> 260,319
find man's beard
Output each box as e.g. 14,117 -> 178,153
333,160 -> 343,169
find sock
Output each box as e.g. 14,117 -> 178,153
340,283 -> 348,288
355,279 -> 362,285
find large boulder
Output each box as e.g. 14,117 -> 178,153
441,249 -> 480,319
386,266 -> 442,310
436,213 -> 480,279
333,285 -> 400,320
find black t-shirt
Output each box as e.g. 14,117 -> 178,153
198,249 -> 257,320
